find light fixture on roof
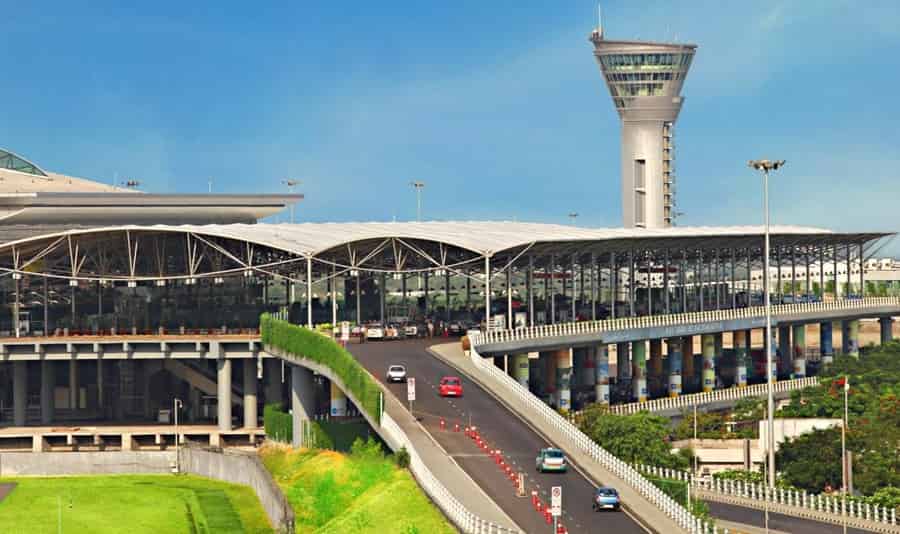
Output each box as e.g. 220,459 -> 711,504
155,280 -> 166,287
244,269 -> 253,277
392,272 -> 402,280
350,269 -> 359,277
185,277 -> 196,285
128,280 -> 137,288
12,272 -> 21,280
435,268 -> 446,276
68,279 -> 77,287
214,277 -> 224,284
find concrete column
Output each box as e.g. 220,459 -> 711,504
733,330 -> 749,388
879,317 -> 894,345
291,365 -> 316,448
13,361 -> 27,426
69,359 -> 78,412
217,358 -> 232,431
330,381 -> 347,417
820,322 -> 834,366
264,358 -> 282,408
792,324 -> 807,378
682,336 -> 694,391
842,319 -> 860,358
594,345 -> 610,405
555,349 -> 572,411
580,348 -> 596,388
243,359 -> 258,428
41,360 -> 53,425
513,353 -> 530,388
778,325 -> 792,377
649,339 -> 663,397
189,386 -> 200,423
667,338 -> 682,397
96,359 -> 103,418
616,342 -> 630,380
632,340 -> 647,402
701,334 -> 716,392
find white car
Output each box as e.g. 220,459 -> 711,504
386,365 -> 407,382
365,324 -> 385,339
404,324 -> 419,337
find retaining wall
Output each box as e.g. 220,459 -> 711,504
0,450 -> 174,476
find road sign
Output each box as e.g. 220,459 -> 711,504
551,486 -> 562,517
407,377 -> 416,401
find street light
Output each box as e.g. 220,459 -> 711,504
410,181 -> 425,222
173,398 -> 183,474
282,179 -> 301,223
568,212 -> 579,225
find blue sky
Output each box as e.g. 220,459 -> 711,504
2,1 -> 899,252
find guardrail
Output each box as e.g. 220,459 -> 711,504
477,297 -> 900,347
468,335 -> 711,534
634,464 -> 898,532
587,377 -> 819,416
380,412 -> 519,534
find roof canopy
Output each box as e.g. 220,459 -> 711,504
0,148 -> 47,177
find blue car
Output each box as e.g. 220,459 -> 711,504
592,487 -> 620,511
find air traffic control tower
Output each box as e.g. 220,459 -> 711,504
590,26 -> 696,228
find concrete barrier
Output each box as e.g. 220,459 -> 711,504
0,450 -> 174,476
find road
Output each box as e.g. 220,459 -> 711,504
349,338 -> 647,534
707,502 -> 870,534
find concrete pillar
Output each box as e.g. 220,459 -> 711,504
264,358 -> 282,408
13,361 -> 27,426
580,348 -> 596,387
330,381 -> 347,417
41,360 -> 54,425
792,324 -> 807,378
879,317 -> 894,345
513,354 -> 530,388
733,330 -> 749,388
544,351 -> 558,406
189,386 -> 201,423
682,336 -> 694,391
649,339 -> 663,397
778,325 -> 792,377
820,322 -> 834,366
594,345 -> 610,405
701,334 -> 715,392
291,365 -> 316,448
96,359 -> 103,418
632,340 -> 647,402
714,332 -> 724,387
243,359 -> 258,428
217,358 -> 232,431
842,319 -> 860,358
555,349 -> 572,411
616,342 -> 630,380
667,338 -> 682,397
69,359 -> 78,412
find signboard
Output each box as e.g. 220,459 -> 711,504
407,377 -> 416,402
340,321 -> 350,341
551,486 -> 562,517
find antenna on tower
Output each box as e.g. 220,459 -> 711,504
597,3 -> 603,35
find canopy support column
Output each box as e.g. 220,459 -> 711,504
663,249 -> 670,314
591,253 -> 597,321
528,255 -> 534,327
484,256 -> 491,331
306,257 -> 313,328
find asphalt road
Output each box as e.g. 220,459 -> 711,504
707,502 -> 870,534
349,338 -> 647,534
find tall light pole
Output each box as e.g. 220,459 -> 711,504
282,179 -> 301,223
410,181 -> 425,222
748,159 -> 786,494
568,212 -> 579,225
173,397 -> 183,474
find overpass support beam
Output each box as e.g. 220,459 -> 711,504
879,317 -> 894,345
594,345 -> 609,405
513,353 -> 530,388
632,340 -> 647,402
41,360 -> 54,425
649,339 -> 663,398
217,359 -> 232,431
667,338 -> 682,397
13,361 -> 27,426
792,324 -> 807,378
243,359 -> 258,428
555,349 -> 572,411
701,334 -> 716,392
733,330 -> 749,388
820,322 -> 834,366
842,319 -> 860,358
291,365 -> 316,448
778,325 -> 792,378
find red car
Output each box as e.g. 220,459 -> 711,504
439,376 -> 463,397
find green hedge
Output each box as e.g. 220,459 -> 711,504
263,403 -> 335,449
261,314 -> 382,424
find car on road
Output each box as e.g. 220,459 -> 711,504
592,487 -> 620,511
535,447 -> 568,473
386,365 -> 407,383
447,321 -> 464,335
438,376 -> 463,397
403,322 -> 424,338
365,323 -> 385,340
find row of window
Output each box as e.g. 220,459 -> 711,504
600,53 -> 692,70
610,82 -> 666,97
606,72 -> 676,82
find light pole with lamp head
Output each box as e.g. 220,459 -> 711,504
410,181 -> 425,222
282,179 -> 301,223
173,398 -> 183,474
568,212 -> 579,225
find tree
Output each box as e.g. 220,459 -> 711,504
578,407 -> 687,469
776,427 -> 843,492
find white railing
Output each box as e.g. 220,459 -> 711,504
467,336 -> 710,534
596,377 -> 819,416
380,411 -> 519,534
478,297 -> 900,347
633,464 -> 898,531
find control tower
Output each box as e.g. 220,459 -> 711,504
590,26 -> 696,228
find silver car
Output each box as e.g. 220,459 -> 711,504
386,364 -> 407,383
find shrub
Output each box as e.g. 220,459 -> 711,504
264,403 -> 293,443
261,314 -> 382,424
395,447 -> 411,468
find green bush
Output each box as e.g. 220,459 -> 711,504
395,447 -> 411,468
645,475 -> 710,520
264,403 -> 293,443
261,314 -> 382,424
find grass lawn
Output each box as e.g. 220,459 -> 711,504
260,441 -> 457,534
0,474 -> 272,534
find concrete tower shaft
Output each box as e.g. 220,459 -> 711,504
590,29 -> 696,228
